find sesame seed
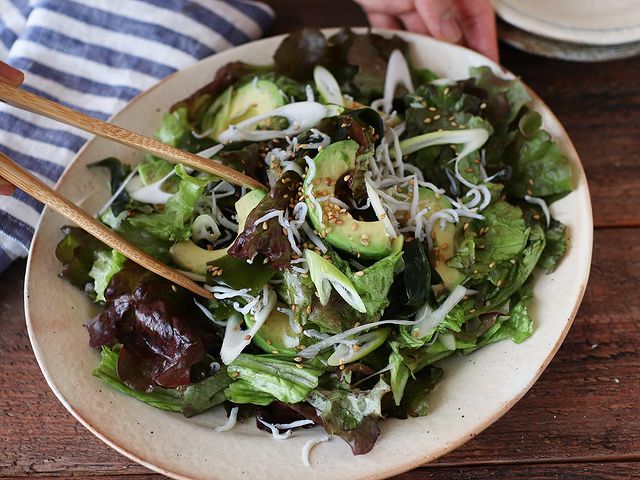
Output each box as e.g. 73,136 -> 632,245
262,222 -> 268,230
296,364 -> 304,369
355,271 -> 364,277
231,371 -> 240,378
272,350 -> 279,354
294,356 -> 303,362
243,334 -> 252,341
496,280 -> 503,287
434,114 -> 441,120
343,174 -> 351,182
424,117 -> 432,124
489,262 -> 496,268
480,102 -> 487,109
463,222 -> 469,231
171,285 -> 178,292
306,305 -> 312,314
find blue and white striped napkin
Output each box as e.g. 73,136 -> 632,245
0,0 -> 273,272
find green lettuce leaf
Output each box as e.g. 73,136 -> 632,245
89,249 -> 127,302
226,354 -> 324,404
400,367 -> 443,417
127,167 -> 208,243
93,346 -> 231,416
503,110 -> 573,199
55,226 -> 106,292
538,219 -> 568,272
181,369 -> 233,417
224,380 -> 276,406
93,346 -> 183,412
468,200 -> 530,281
329,249 -> 403,317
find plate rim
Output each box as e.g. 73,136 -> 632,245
24,28 -> 593,480
493,0 -> 640,45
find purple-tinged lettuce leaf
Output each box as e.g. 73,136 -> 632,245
228,170 -> 302,270
306,378 -> 391,455
87,263 -> 217,391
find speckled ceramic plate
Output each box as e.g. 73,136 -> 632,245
493,0 -> 640,46
24,29 -> 593,480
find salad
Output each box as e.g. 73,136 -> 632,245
55,29 -> 573,462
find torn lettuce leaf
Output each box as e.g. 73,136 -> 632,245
503,110 -> 573,200
86,263 -> 216,391
307,378 -> 391,455
93,346 -> 230,416
89,249 -> 127,302
538,219 -> 568,273
127,166 -> 208,244
228,170 -> 302,269
55,226 -> 106,292
226,354 -> 324,404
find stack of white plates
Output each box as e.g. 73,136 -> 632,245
492,0 -> 640,61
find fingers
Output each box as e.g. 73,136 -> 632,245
0,178 -> 15,196
454,0 -> 499,62
0,61 -> 24,87
354,0 -> 415,16
366,12 -> 403,30
415,0 -> 463,44
399,11 -> 431,35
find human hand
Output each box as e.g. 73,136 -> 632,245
355,0 -> 499,63
0,61 -> 24,196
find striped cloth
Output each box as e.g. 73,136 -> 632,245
0,0 -> 273,273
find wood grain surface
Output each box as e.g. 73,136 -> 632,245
1,1 -> 639,478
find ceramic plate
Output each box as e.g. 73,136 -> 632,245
498,19 -> 640,62
493,0 -> 640,46
25,29 -> 593,480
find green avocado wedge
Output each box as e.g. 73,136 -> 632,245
416,188 -> 464,289
305,140 -> 392,259
207,79 -> 285,141
169,189 -> 266,275
245,305 -> 301,357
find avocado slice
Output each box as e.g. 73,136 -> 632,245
206,79 -> 285,141
228,79 -> 285,124
416,188 -> 465,289
169,189 -> 266,275
245,304 -> 300,356
305,140 -> 392,259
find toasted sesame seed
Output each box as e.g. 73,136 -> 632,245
489,261 -> 496,268
496,280 -> 503,287
243,334 -> 252,341
424,117 -> 432,124
296,364 -> 304,369
463,222 -> 469,231
294,356 -> 303,362
171,285 -> 178,292
306,305 -> 312,314
344,174 -> 351,182
231,371 -> 240,378
355,271 -> 364,277
262,222 -> 268,230
480,102 -> 487,109
434,114 -> 441,120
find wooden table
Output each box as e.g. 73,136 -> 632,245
1,1 -> 639,478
